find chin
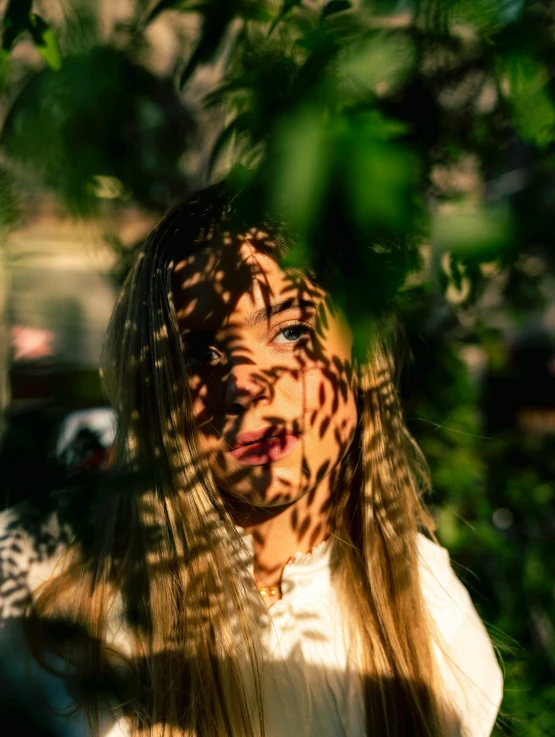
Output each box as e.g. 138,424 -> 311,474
220,469 -> 307,509
237,483 -> 305,508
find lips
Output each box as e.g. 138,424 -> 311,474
228,426 -> 300,466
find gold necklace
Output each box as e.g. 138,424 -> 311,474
255,583 -> 279,598
253,567 -> 280,599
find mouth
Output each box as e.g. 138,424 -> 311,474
228,426 -> 301,466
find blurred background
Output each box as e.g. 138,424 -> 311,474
0,0 -> 554,734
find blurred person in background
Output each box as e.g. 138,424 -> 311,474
0,185 -> 502,737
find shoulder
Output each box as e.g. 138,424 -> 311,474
417,533 -> 503,737
417,533 -> 472,641
0,502 -> 68,620
417,533 -> 493,646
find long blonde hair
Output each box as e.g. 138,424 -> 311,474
32,185 -> 454,736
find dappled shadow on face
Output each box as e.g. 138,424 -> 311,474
172,232 -> 358,528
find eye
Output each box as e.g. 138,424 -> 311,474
272,323 -> 312,345
184,339 -> 225,368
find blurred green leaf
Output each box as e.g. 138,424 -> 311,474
497,53 -> 555,147
437,507 -> 462,548
1,46 -> 194,213
28,14 -> 62,71
271,106 -> 329,236
0,2 -> 61,70
268,0 -> 302,36
446,0 -> 519,31
432,207 -> 511,259
321,0 -> 352,20
207,111 -> 254,177
178,0 -> 235,87
1,0 -> 33,52
338,33 -> 416,97
345,115 -> 416,235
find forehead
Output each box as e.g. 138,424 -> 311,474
173,240 -> 322,331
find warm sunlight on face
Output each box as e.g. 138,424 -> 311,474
173,235 -> 358,510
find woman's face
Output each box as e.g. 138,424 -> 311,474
173,232 -> 358,509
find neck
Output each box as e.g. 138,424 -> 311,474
230,479 -> 333,589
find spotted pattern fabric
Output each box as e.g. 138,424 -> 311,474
0,504 -> 68,619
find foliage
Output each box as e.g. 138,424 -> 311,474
2,45 -> 195,214
1,0 -> 555,734
1,0 -> 61,70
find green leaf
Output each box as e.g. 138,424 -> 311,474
207,111 -> 253,176
268,0 -> 302,37
0,4 -> 62,70
339,34 -> 416,97
321,0 -> 351,20
432,206 -> 511,258
29,14 -> 62,70
238,3 -> 273,22
178,0 -> 235,87
1,0 -> 33,51
498,53 -> 555,147
271,106 -> 329,237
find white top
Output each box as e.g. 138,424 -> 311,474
0,506 -> 503,736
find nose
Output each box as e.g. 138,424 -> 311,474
224,359 -> 267,411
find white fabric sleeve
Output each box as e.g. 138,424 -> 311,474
418,534 -> 503,737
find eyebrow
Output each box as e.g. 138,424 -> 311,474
247,299 -> 316,327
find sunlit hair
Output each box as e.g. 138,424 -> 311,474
32,184 -> 457,736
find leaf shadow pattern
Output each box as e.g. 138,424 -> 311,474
0,184 -> 461,737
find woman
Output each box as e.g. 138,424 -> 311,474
0,185 -> 502,737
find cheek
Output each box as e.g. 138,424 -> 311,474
296,363 -> 357,446
188,375 -> 224,446
340,385 -> 358,449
